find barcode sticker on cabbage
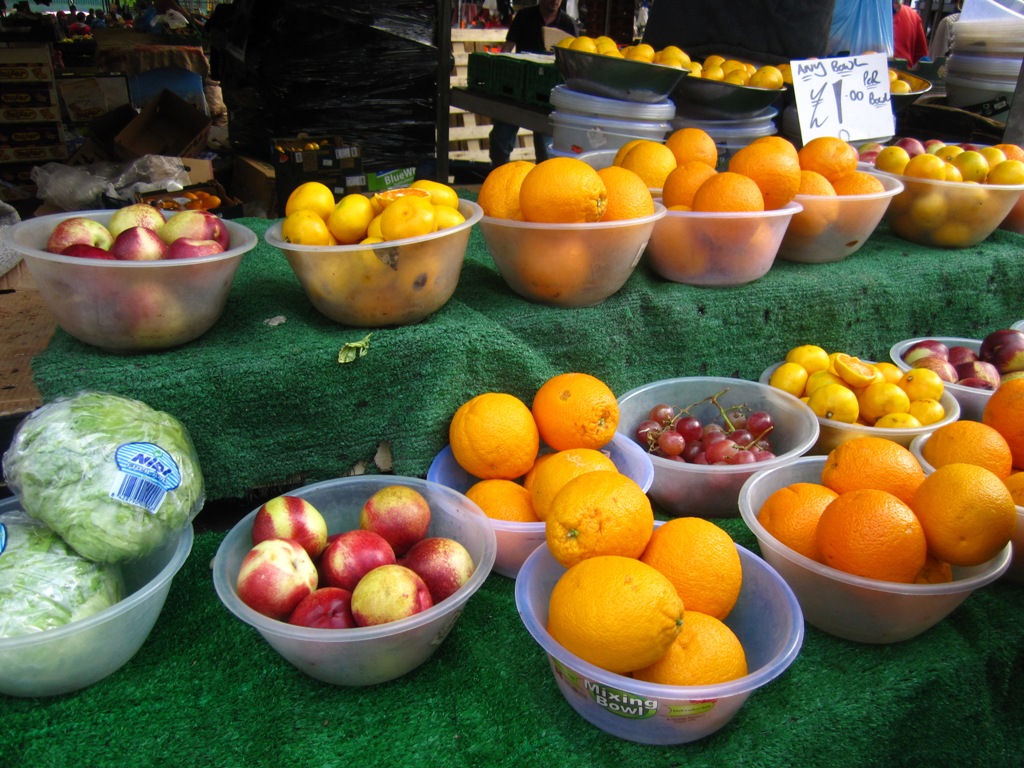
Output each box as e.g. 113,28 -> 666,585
2,391 -> 205,564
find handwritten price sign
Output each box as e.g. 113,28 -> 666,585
790,53 -> 895,146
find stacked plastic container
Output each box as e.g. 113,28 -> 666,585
672,108 -> 779,170
547,84 -> 676,158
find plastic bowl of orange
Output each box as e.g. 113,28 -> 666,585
265,200 -> 482,327
759,362 -> 961,455
477,204 -> 665,308
515,530 -> 803,744
645,202 -> 801,286
426,433 -> 655,579
777,171 -> 903,263
878,171 -> 1024,248
738,455 -> 1011,643
909,433 -> 1024,585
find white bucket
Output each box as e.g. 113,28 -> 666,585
671,109 -> 779,170
549,85 -> 677,122
550,111 -> 672,154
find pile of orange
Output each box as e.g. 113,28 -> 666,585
757,435 -> 1016,584
767,343 -> 948,429
280,179 -> 465,247
478,156 -> 656,224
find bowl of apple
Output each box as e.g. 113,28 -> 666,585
211,475 -> 497,687
3,205 -> 257,353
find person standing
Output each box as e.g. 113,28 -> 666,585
488,0 -> 578,169
928,0 -> 962,60
892,0 -> 929,66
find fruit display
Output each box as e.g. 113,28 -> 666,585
896,329 -> 1024,390
236,486 -> 475,627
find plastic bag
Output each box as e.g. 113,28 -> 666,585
30,163 -> 110,212
30,157 -> 194,211
827,0 -> 894,57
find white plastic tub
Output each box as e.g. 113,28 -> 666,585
549,84 -> 677,121
550,111 -> 672,153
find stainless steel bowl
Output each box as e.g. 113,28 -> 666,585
554,47 -> 687,103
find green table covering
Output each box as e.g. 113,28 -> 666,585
1,520 -> 1022,767
27,210 -> 1024,504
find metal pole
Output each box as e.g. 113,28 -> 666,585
437,0 -> 453,183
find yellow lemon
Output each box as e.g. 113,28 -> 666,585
285,181 -> 336,222
379,196 -> 437,241
786,344 -> 831,375
327,193 -> 376,245
281,209 -> 333,246
410,179 -> 459,209
769,362 -> 809,398
433,203 -> 466,230
808,383 -> 859,423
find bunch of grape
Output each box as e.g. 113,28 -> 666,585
635,393 -> 777,465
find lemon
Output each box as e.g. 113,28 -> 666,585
857,381 -> 911,424
874,412 -> 923,429
433,204 -> 466,230
897,368 -> 945,402
379,196 -> 437,241
785,344 -> 830,375
285,181 -> 335,222
281,209 -> 333,246
769,362 -> 809,398
908,398 -> 946,426
411,179 -> 459,209
808,383 -> 859,423
328,194 -> 376,245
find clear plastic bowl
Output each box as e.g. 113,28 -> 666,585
0,498 -> 194,697
4,209 -> 257,352
212,475 -> 497,686
426,432 -> 655,579
909,433 -> 1024,585
889,336 -> 991,422
478,204 -> 665,308
1014,319 -> 1024,331
514,536 -> 803,744
777,172 -> 904,263
265,199 -> 482,327
738,456 -> 1011,643
615,377 -> 819,518
759,362 -> 961,454
878,170 -> 1024,248
645,202 -> 801,286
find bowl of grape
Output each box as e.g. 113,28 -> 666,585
616,377 -> 820,518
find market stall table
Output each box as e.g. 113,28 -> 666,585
91,27 -> 210,78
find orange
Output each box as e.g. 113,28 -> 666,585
531,372 -> 619,451
285,181 -> 336,222
664,127 -> 718,168
519,157 -> 607,223
816,489 -> 928,583
617,140 -> 678,189
528,447 -> 617,521
757,482 -> 839,561
522,452 -> 554,493
796,169 -> 837,197
545,470 -> 654,568
632,610 -> 748,686
596,165 -> 656,221
465,478 -> 540,523
912,463 -> 1016,566
546,555 -> 684,674
1004,471 -> 1024,505
915,554 -> 954,584
661,161 -> 718,209
691,171 -> 764,212
749,65 -> 784,90
797,136 -> 859,183
750,135 -> 800,160
983,379 -> 1024,470
831,170 -> 886,196
920,420 -> 1013,479
727,139 -> 802,210
280,209 -> 333,246
378,195 -> 437,241
477,160 -> 535,220
449,392 -> 540,480
409,179 -> 459,209
993,143 -> 1024,162
820,436 -> 925,505
640,517 -> 742,620
788,170 -> 838,240
613,139 -> 646,167
370,186 -> 431,213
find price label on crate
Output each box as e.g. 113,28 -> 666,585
789,53 -> 895,145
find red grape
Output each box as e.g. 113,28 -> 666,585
657,429 -> 686,457
729,449 -> 757,465
705,438 -> 739,464
648,403 -> 677,427
677,416 -> 703,442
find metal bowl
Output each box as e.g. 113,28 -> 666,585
554,47 -> 687,103
670,75 -> 786,119
891,70 -> 933,113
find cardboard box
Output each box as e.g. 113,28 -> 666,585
0,47 -> 54,83
136,180 -> 244,219
113,89 -> 211,161
271,135 -> 365,217
56,72 -> 132,125
231,155 -> 277,219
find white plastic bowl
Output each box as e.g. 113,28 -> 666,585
645,202 -> 801,286
889,336 -> 991,422
265,200 -> 482,327
739,456 -> 1011,643
515,536 -> 803,744
909,433 -> 1024,585
478,204 -> 665,308
426,433 -> 655,579
759,362 -> 961,454
0,497 -> 194,697
616,377 -> 819,518
4,209 -> 257,352
212,475 -> 496,687
1012,319 -> 1024,331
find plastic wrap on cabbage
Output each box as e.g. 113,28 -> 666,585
2,391 -> 205,564
0,509 -> 124,639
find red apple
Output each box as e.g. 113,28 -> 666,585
400,536 -> 475,604
318,528 -> 396,591
160,209 -> 231,250
1001,371 -> 1024,383
118,281 -> 190,343
359,485 -> 431,556
902,339 -> 950,365
110,226 -> 169,261
947,345 -> 979,367
288,587 -> 357,629
107,203 -> 166,238
894,136 -> 927,158
979,328 -> 1024,375
913,356 -> 958,383
46,216 -> 114,254
955,360 -> 1001,389
236,538 -> 318,620
61,243 -> 116,259
858,142 -> 885,163
252,495 -> 329,559
350,564 -> 433,626
165,237 -> 225,259
958,377 -> 997,391
924,139 -> 946,154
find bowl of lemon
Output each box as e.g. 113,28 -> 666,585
553,39 -> 688,103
